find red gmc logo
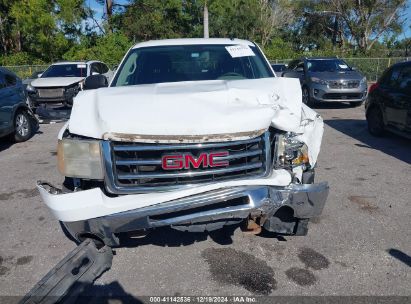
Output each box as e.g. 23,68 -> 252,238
162,152 -> 229,170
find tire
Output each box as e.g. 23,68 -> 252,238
13,110 -> 33,142
302,86 -> 313,107
350,101 -> 363,107
367,107 -> 385,136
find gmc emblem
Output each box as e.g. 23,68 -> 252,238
162,152 -> 229,170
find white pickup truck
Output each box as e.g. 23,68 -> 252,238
37,38 -> 329,247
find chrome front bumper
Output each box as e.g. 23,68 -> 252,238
38,182 -> 329,247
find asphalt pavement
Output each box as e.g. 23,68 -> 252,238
0,104 -> 410,300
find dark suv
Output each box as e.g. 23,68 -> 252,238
0,67 -> 37,142
366,61 -> 411,138
282,57 -> 367,107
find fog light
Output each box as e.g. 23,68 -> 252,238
314,89 -> 319,95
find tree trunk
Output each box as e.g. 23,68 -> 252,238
0,15 -> 7,53
106,0 -> 113,33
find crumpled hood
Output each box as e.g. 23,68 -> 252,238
69,78 -> 303,141
68,77 -> 324,165
31,77 -> 84,88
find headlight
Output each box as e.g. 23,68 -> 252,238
360,77 -> 367,85
26,84 -> 36,92
57,139 -> 104,179
310,77 -> 328,85
274,133 -> 309,169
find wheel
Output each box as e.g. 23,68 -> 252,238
350,101 -> 363,107
367,107 -> 385,136
302,86 -> 313,106
13,110 -> 33,142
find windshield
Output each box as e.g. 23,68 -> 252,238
306,59 -> 351,72
112,44 -> 273,86
41,64 -> 87,78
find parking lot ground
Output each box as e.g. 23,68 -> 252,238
0,104 -> 410,300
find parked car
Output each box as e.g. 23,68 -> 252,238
0,67 -> 38,142
366,60 -> 411,138
282,57 -> 367,107
37,38 -> 329,247
27,61 -> 113,108
271,63 -> 287,74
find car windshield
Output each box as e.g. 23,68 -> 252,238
112,44 -> 273,86
41,64 -> 87,78
306,59 -> 351,72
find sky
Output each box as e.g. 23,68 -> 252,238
404,0 -> 411,38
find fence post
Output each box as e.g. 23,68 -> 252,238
376,59 -> 379,82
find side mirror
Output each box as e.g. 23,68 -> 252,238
351,67 -> 357,71
37,73 -> 42,78
84,74 -> 108,90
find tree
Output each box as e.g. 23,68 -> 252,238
1,0 -> 87,61
319,0 -> 406,51
207,0 -> 294,47
120,0 -> 202,41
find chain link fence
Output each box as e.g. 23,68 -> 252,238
270,57 -> 410,82
3,57 -> 410,82
4,64 -> 50,79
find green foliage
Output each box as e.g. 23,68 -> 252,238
263,37 -> 299,60
63,32 -> 133,67
120,0 -> 202,41
0,52 -> 44,66
0,0 -> 410,66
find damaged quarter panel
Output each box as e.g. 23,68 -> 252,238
39,38 -> 329,246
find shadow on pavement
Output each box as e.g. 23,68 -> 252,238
117,224 -> 288,249
64,281 -> 143,304
324,119 -> 411,164
36,104 -> 71,122
387,249 -> 411,267
0,129 -> 41,153
118,225 -> 239,248
0,138 -> 13,152
311,102 -> 353,109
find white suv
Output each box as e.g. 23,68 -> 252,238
37,38 -> 329,247
27,60 -> 113,107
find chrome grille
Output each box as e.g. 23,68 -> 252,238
103,132 -> 271,194
38,88 -> 64,98
328,80 -> 360,89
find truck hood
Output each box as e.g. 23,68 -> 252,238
68,77 -> 324,165
69,78 -> 303,142
31,77 -> 84,88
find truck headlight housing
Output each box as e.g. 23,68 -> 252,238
360,76 -> 367,86
57,139 -> 104,179
274,133 -> 309,169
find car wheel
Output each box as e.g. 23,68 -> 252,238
13,110 -> 33,142
302,86 -> 312,106
350,101 -> 363,107
367,107 -> 384,136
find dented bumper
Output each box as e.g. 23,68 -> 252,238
37,181 -> 329,247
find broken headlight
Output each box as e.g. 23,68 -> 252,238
57,139 -> 104,179
274,133 -> 309,169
